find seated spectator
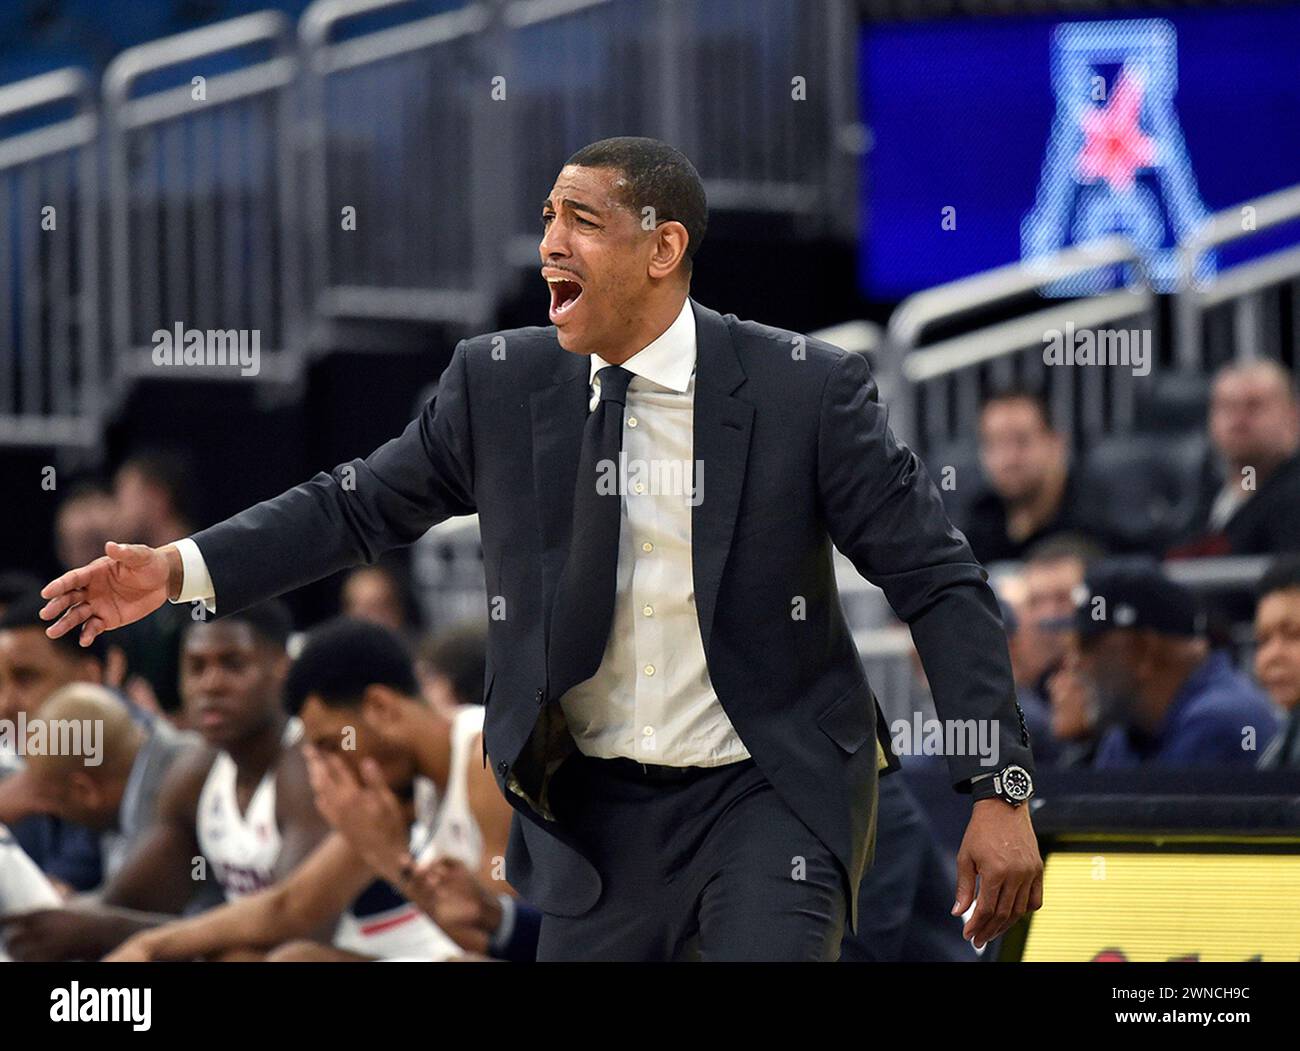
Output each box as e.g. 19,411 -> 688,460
1022,535 -> 1106,765
1170,360 -> 1300,557
114,450 -> 197,549
0,593 -> 137,892
16,684 -> 200,882
1069,561 -> 1278,767
54,480 -> 118,572
962,387 -> 1098,563
109,450 -> 202,716
340,562 -> 420,638
991,583 -> 1056,764
1256,557 -> 1300,769
415,621 -> 489,721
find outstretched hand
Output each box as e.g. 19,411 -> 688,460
40,542 -> 180,648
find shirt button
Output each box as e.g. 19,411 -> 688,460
642,541 -> 654,553
642,725 -> 654,737
643,664 -> 655,677
627,416 -> 638,428
633,482 -> 645,494
642,604 -> 654,617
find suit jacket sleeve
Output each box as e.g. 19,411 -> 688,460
190,340 -> 477,617
816,349 -> 1035,790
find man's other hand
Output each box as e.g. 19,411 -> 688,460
39,542 -> 180,648
953,798 -> 1044,950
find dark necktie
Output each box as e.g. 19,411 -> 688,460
546,364 -> 635,704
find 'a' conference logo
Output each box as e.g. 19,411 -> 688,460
1021,19 -> 1215,294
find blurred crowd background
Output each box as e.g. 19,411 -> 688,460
1,0 -> 1299,962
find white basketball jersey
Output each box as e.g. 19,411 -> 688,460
196,719 -> 302,900
332,705 -> 486,961
0,823 -> 62,962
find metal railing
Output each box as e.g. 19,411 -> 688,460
885,236 -> 1157,454
0,69 -> 99,447
103,12 -> 301,387
1176,184 -> 1300,370
499,0 -> 860,266
299,0 -> 499,328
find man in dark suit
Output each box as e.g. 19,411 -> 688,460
40,137 -> 1042,961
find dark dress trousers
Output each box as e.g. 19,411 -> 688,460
189,299 -> 1034,942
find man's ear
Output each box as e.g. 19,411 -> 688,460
647,220 -> 689,281
66,770 -> 98,809
361,683 -> 410,733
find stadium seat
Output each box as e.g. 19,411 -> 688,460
1074,432 -> 1210,552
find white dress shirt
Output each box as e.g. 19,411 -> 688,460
170,296 -> 748,768
562,297 -> 749,766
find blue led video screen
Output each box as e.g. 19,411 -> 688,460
859,6 -> 1300,299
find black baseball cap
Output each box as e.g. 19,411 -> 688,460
1064,560 -> 1205,642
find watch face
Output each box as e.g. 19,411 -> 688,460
1001,765 -> 1033,802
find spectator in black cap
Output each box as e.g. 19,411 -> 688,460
1255,558 -> 1300,769
1067,561 -> 1279,767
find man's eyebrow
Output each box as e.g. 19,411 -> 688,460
540,197 -> 603,217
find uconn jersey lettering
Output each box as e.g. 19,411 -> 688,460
196,720 -> 302,900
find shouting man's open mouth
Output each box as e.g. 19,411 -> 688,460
545,271 -> 585,324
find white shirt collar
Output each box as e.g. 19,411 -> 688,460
589,297 -> 695,393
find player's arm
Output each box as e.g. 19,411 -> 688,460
106,832 -> 373,961
272,743 -> 332,876
270,742 -> 340,944
101,745 -> 214,911
467,734 -> 517,895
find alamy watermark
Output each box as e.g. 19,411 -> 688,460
0,713 -> 103,766
1042,321 -> 1151,377
890,714 -> 1000,767
152,323 -> 260,377
596,453 -> 703,506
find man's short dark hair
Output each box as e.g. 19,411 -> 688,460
57,478 -> 114,510
117,448 -> 198,523
565,136 -> 708,272
1258,557 -> 1300,602
980,385 -> 1054,431
284,617 -> 419,716
0,592 -> 108,665
185,600 -> 294,651
1024,533 -> 1107,567
416,623 -> 488,706
0,572 -> 45,608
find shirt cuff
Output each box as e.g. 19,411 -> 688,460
488,893 -> 517,954
170,537 -> 216,613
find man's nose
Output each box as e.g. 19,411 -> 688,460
539,224 -> 569,261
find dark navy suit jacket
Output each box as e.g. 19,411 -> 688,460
191,299 -> 1034,934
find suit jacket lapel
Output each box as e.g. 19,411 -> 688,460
689,299 -> 753,654
530,349 -> 589,629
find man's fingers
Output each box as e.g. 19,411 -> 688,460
952,851 -> 976,916
39,589 -> 86,624
105,540 -> 153,566
78,615 -> 107,649
47,603 -> 94,641
360,758 -> 391,795
40,561 -> 100,602
963,874 -> 1004,946
1029,868 -> 1044,912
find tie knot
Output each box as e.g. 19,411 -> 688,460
594,365 -> 634,406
